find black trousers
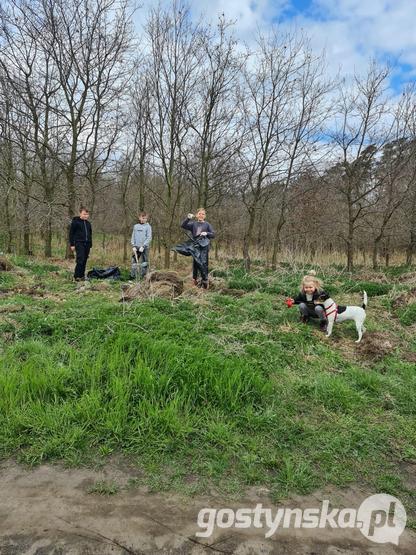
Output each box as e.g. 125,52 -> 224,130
193,246 -> 209,282
74,241 -> 91,279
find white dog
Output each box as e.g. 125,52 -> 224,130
315,291 -> 368,342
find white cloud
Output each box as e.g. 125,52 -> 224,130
133,0 -> 416,88
134,0 -> 289,41
295,0 -> 416,82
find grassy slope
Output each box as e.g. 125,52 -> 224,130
0,256 -> 415,519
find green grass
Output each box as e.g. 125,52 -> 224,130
0,256 -> 415,519
87,479 -> 120,495
396,303 -> 416,326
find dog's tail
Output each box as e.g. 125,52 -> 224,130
362,291 -> 368,310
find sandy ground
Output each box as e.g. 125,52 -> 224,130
0,460 -> 415,555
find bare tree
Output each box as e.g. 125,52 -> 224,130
238,31 -> 326,271
270,44 -> 331,268
329,62 -> 390,271
183,16 -> 243,209
399,86 -> 416,266
0,3 -> 62,256
144,1 -> 202,268
0,86 -> 16,253
370,136 -> 415,268
129,69 -> 153,213
34,0 -> 133,254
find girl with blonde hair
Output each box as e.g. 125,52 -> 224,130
287,271 -> 329,330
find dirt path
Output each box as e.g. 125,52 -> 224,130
0,460 -> 414,554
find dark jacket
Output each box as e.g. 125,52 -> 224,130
293,289 -> 329,311
69,217 -> 92,247
181,218 -> 215,247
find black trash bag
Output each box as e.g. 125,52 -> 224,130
87,266 -> 121,280
171,239 -> 203,271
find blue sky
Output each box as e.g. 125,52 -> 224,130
135,0 -> 416,92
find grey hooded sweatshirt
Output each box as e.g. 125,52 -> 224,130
131,223 -> 152,248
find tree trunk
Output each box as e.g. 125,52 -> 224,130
271,217 -> 285,270
346,211 -> 355,271
5,194 -> 13,254
23,222 -> 30,255
138,159 -> 145,211
406,228 -> 416,265
372,238 -> 381,270
243,209 -> 256,273
22,160 -> 31,255
346,241 -> 354,272
384,239 -> 390,267
406,206 -> 416,265
65,167 -> 77,259
123,229 -> 129,263
164,246 -> 170,269
44,213 -> 52,258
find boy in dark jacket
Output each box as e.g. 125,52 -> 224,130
69,207 -> 92,281
181,208 -> 215,289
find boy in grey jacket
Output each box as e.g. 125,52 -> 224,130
130,212 -> 152,279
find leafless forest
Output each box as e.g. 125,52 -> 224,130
1,0 -> 416,270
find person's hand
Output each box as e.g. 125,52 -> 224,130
200,231 -> 207,236
139,247 -> 144,252
187,213 -> 194,219
132,246 -> 137,252
285,298 -> 294,307
70,246 -> 75,253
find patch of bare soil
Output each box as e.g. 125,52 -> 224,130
355,331 -> 397,361
0,460 -> 414,555
0,285 -> 46,299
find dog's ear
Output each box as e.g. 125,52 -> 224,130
319,292 -> 330,301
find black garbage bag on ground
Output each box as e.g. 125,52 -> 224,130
87,266 -> 121,280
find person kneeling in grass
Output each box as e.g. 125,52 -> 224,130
287,272 -> 329,331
